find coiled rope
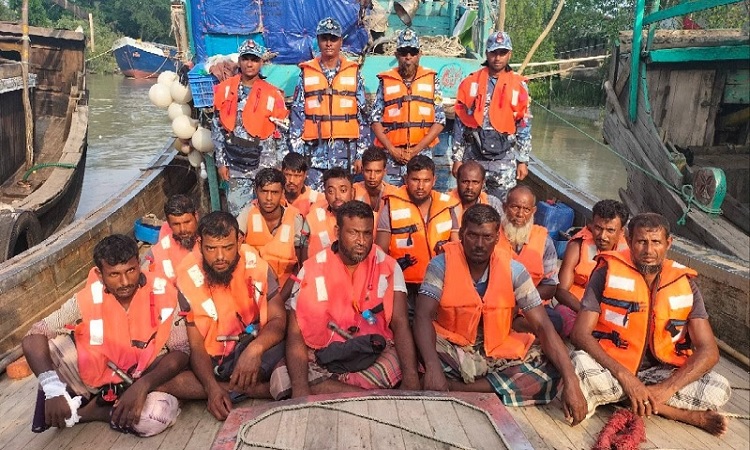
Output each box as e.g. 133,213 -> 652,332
531,99 -> 723,225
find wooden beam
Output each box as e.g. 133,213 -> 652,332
648,45 -> 750,63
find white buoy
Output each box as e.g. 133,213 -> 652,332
191,127 -> 215,153
172,115 -> 198,139
170,80 -> 193,104
149,83 -> 172,109
168,102 -> 192,121
173,138 -> 191,155
157,71 -> 178,86
188,149 -> 203,168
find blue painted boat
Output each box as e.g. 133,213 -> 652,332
112,37 -> 182,79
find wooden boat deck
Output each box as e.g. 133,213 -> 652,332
0,356 -> 746,449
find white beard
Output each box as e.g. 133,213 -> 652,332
502,216 -> 533,250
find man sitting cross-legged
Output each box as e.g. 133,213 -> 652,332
275,200 -> 420,399
413,204 -> 586,425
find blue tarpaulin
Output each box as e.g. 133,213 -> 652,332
188,0 -> 368,64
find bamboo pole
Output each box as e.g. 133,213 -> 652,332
518,0 -> 565,75
21,0 -> 34,169
496,0 -> 506,32
88,13 -> 95,52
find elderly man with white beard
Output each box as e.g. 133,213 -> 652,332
496,185 -> 563,335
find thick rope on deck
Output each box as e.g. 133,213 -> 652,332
592,409 -> 646,450
234,395 -> 509,450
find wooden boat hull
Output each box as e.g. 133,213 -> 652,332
527,157 -> 750,359
0,144 -> 197,364
0,23 -> 89,260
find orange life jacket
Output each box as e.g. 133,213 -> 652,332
176,245 -> 269,357
435,242 -> 534,359
214,75 -> 288,139
148,233 -> 193,283
455,68 -> 529,134
305,206 -> 338,257
385,186 -> 457,283
592,250 -> 697,374
354,181 -> 397,225
569,227 -> 628,300
284,187 -> 323,218
75,269 -> 176,388
295,245 -> 395,349
299,57 -> 360,140
496,224 -> 548,286
244,203 -> 299,287
374,67 -> 439,148
447,189 -> 489,228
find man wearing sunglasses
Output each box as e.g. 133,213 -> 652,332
452,32 -> 532,203
370,28 -> 445,186
289,17 -> 368,191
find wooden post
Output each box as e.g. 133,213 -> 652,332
88,13 -> 95,52
496,0 -> 506,32
518,0 -> 565,75
21,0 -> 34,169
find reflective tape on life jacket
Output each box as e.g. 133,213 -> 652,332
75,269 -> 176,388
176,245 -> 269,357
435,242 -> 534,359
150,234 -> 192,283
386,187 -> 457,283
447,189 -> 489,229
295,245 -> 396,349
300,58 -> 360,140
570,227 -> 628,300
592,250 -> 697,374
374,67 -> 439,148
244,203 -> 299,287
305,206 -> 337,257
496,224 -> 548,286
455,68 -> 528,134
214,75 -> 288,139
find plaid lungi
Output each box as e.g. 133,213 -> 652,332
435,336 -> 561,406
270,343 -> 403,400
571,349 -> 731,418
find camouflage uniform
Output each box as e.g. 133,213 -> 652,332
452,33 -> 532,203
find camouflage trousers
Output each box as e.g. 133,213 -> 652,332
383,148 -> 433,187
224,176 -> 255,217
303,141 -> 355,191
475,158 -> 518,203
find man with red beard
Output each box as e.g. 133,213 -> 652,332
275,200 -> 420,399
304,167 -> 355,258
142,194 -> 199,284
174,212 -> 287,420
497,185 -> 562,334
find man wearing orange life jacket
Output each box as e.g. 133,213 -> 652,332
304,167 -> 355,259
452,32 -> 531,202
277,201 -> 419,399
174,212 -> 287,421
370,29 -> 445,187
289,17 -> 368,191
554,199 -> 629,338
413,205 -> 587,422
238,168 -> 305,291
375,155 -> 459,316
496,186 -> 562,334
570,213 -> 730,435
352,147 -> 397,225
212,40 -> 288,216
447,161 -> 503,232
280,152 -> 323,217
23,235 -> 188,437
141,194 -> 199,285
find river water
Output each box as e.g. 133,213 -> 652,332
76,74 -> 626,217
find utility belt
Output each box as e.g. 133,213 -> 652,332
224,131 -> 261,149
224,131 -> 263,172
465,127 -> 515,160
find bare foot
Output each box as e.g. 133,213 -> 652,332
692,410 -> 728,436
77,399 -> 111,423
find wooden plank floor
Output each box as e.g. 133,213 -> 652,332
0,356 -> 747,449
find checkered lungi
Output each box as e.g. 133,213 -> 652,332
435,336 -> 561,406
571,349 -> 731,418
270,343 -> 403,400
